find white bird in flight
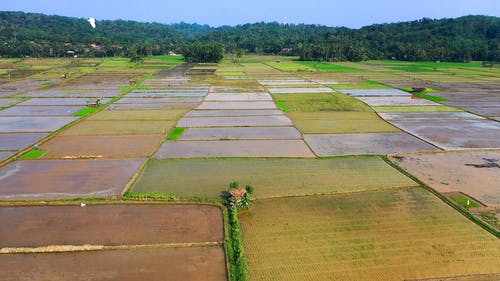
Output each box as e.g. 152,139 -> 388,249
88,17 -> 96,29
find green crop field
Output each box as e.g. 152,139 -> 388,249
272,93 -> 372,112
330,80 -> 391,90
20,150 -> 46,159
131,157 -> 417,199
239,188 -> 500,281
298,61 -> 365,72
166,127 -> 186,140
288,111 -> 400,134
266,62 -> 316,72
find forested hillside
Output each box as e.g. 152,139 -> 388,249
0,11 -> 498,62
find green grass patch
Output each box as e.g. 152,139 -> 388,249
227,206 -> 249,281
98,59 -> 130,67
373,105 -> 462,113
123,191 -> 177,200
266,61 -> 316,72
153,55 -> 184,63
131,157 -> 415,199
38,81 -> 55,88
166,127 -> 186,140
297,61 -> 365,72
20,149 -> 46,159
450,195 -> 480,209
239,55 -> 299,63
400,87 -> 448,102
289,111 -> 399,134
73,106 -> 102,117
477,211 -> 500,231
275,101 -> 291,112
217,71 -> 246,76
77,66 -> 98,73
119,85 -> 132,91
73,107 -> 98,117
273,93 -> 372,112
135,85 -> 150,90
415,93 -> 448,102
389,65 -> 440,72
400,87 -> 439,94
378,60 -> 483,68
331,80 -> 390,90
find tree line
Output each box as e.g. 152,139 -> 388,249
0,11 -> 498,62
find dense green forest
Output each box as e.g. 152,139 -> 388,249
0,11 -> 498,62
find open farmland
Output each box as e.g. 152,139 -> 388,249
288,111 -> 400,134
0,159 -> 146,199
40,135 -> 164,159
0,247 -> 227,281
1,54 -> 499,281
239,188 -> 500,281
0,204 -> 226,281
131,157 -> 417,199
272,93 -> 372,112
391,151 -> 500,207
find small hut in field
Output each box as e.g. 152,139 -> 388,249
229,188 -> 247,206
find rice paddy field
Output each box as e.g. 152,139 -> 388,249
272,93 -> 372,112
239,188 -> 500,281
288,111 -> 400,134
131,157 -> 417,199
1,56 -> 499,281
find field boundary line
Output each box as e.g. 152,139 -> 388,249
381,155 -> 500,238
0,71 -> 143,168
253,185 -> 420,202
405,273 -> 500,281
353,94 -> 446,152
0,241 -> 223,254
120,64 -> 209,196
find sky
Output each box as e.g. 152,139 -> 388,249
2,0 -> 499,28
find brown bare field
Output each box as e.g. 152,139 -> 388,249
288,111 -> 400,134
0,133 -> 49,150
197,101 -> 277,110
0,159 -> 145,199
0,246 -> 227,281
179,127 -> 302,140
86,109 -> 188,121
41,135 -> 163,159
107,102 -> 200,110
391,151 -> 500,207
184,109 -> 284,117
177,116 -> 292,127
0,204 -> 223,247
304,132 -> 439,156
154,140 -> 315,158
389,119 -> 500,150
59,120 -> 176,135
239,188 -> 500,281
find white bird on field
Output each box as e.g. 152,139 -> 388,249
88,17 -> 96,29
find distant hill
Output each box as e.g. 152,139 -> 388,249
0,11 -> 498,62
